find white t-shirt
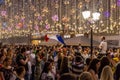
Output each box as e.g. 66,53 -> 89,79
99,40 -> 107,54
30,53 -> 36,65
28,61 -> 32,74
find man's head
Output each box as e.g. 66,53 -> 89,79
101,36 -> 105,41
21,47 -> 26,54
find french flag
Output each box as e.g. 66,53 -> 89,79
45,34 -> 66,45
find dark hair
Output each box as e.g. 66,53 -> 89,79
75,56 -> 83,62
75,52 -> 81,56
114,63 -> 120,80
98,56 -> 110,78
16,66 -> 25,76
41,62 -> 51,73
0,53 -> 3,58
4,57 -> 11,62
101,36 -> 105,41
48,58 -> 54,63
21,47 -> 26,53
59,73 -> 76,80
86,58 -> 91,66
60,57 -> 69,75
88,58 -> 100,74
40,62 -> 51,79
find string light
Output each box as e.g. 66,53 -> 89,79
0,0 -> 119,39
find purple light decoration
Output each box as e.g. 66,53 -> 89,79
23,25 -> 27,29
8,27 -> 12,31
117,0 -> 120,6
34,25 -> 39,31
52,15 -> 59,21
103,11 -> 110,18
45,24 -> 50,30
1,11 -> 6,16
2,22 -> 7,27
38,16 -> 42,20
21,17 -> 25,22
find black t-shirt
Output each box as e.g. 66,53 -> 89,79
0,67 -> 13,80
16,54 -> 28,71
15,77 -> 20,80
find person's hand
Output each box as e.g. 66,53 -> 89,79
26,57 -> 29,62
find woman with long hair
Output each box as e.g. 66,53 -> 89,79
114,63 -> 120,80
15,66 -> 26,80
40,61 -> 54,80
79,72 -> 93,80
60,56 -> 69,75
100,65 -> 114,80
98,56 -> 110,78
88,58 -> 100,80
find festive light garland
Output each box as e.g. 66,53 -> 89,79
0,0 -> 120,39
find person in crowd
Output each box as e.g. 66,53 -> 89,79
0,73 -> 3,80
25,51 -> 32,80
34,50 -> 42,80
84,58 -> 91,71
98,56 -> 110,78
88,58 -> 100,80
106,52 -> 116,68
40,61 -> 55,80
107,48 -> 114,57
16,47 -> 29,80
60,56 -> 69,75
81,48 -> 89,60
57,50 -> 62,70
48,59 -> 56,79
100,65 -> 114,80
79,72 -> 93,80
69,55 -> 84,76
114,62 -> 120,80
59,73 -> 76,80
0,57 -> 15,80
15,66 -> 26,80
78,43 -> 82,53
29,48 -> 36,80
0,53 -> 6,66
7,48 -> 14,59
98,36 -> 107,58
0,49 -> 6,64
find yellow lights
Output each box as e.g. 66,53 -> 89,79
64,1 -> 70,5
78,2 -> 83,8
55,4 -> 59,8
99,8 -> 103,12
42,7 -> 49,13
71,9 -> 76,14
119,22 -> 120,25
111,4 -> 116,9
0,0 -> 119,40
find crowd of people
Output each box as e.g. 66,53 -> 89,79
0,37 -> 120,80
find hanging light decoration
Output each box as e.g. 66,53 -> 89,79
0,0 -> 119,40
92,12 -> 100,21
82,10 -> 91,19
